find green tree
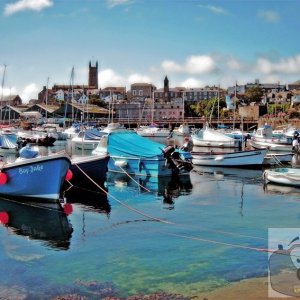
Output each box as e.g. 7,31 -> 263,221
90,96 -> 108,108
191,97 -> 226,118
244,87 -> 263,104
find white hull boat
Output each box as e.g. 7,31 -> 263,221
263,167 -> 300,187
248,139 -> 292,152
99,122 -> 124,134
136,125 -> 170,138
191,127 -> 240,148
72,129 -> 105,150
172,124 -> 191,136
191,148 -> 267,167
252,125 -> 293,144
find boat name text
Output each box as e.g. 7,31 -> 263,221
19,165 -> 44,175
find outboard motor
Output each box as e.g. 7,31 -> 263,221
16,137 -> 27,150
162,145 -> 193,174
162,145 -> 176,158
181,137 -> 193,152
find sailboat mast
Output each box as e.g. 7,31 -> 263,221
151,91 -> 154,124
182,90 -> 185,123
71,67 -> 74,123
86,89 -> 89,125
111,90 -> 114,123
45,77 -> 49,120
217,85 -> 220,125
233,81 -> 237,130
1,64 -> 7,124
1,64 -> 6,102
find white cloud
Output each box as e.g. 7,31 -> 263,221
128,73 -> 152,84
185,55 -> 216,74
4,0 -> 53,16
161,60 -> 182,73
198,4 -> 228,15
226,57 -> 245,71
106,0 -> 132,9
20,83 -> 39,103
161,55 -> 217,75
180,78 -> 205,88
257,10 -> 280,23
157,52 -> 300,89
254,55 -> 300,74
255,58 -> 273,74
98,69 -> 125,88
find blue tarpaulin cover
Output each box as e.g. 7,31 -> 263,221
107,131 -> 166,158
84,128 -> 105,140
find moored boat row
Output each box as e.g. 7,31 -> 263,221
2,122 -> 300,203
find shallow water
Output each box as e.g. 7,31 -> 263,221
0,138 -> 299,299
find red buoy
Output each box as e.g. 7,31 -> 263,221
0,212 -> 9,224
63,203 -> 73,215
65,169 -> 73,181
0,172 -> 7,185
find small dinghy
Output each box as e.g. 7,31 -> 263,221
263,167 -> 300,187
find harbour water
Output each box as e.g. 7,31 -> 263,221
0,137 -> 299,299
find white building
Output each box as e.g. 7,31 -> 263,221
55,89 -> 65,102
78,93 -> 89,104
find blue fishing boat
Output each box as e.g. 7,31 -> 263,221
0,151 -> 71,201
92,131 -> 193,177
69,153 -> 110,190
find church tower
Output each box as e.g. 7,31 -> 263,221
88,60 -> 98,89
163,76 -> 170,102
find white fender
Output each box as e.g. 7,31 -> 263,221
215,156 -> 224,161
115,160 -> 127,167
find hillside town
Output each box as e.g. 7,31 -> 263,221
1,60 -> 300,128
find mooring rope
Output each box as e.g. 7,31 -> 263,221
0,154 -> 291,257
163,232 -> 273,254
73,162 -> 174,224
110,157 -> 151,193
272,154 -> 285,167
71,163 -> 290,253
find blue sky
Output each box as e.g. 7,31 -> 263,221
1,0 -> 300,102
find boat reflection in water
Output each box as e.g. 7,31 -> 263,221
63,184 -> 110,215
263,183 -> 300,195
193,165 -> 263,182
0,197 -> 73,250
106,172 -> 193,209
